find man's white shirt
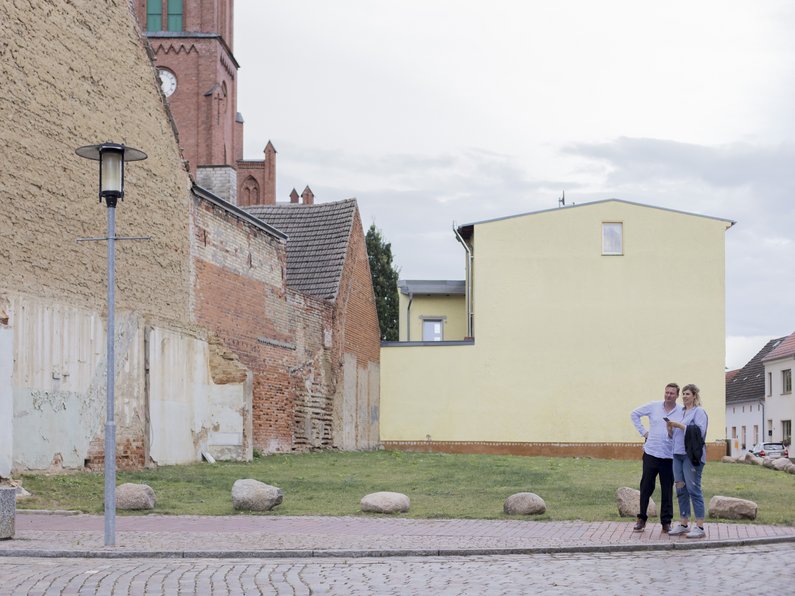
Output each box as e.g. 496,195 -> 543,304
630,401 -> 676,459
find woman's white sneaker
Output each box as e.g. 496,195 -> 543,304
686,526 -> 706,539
668,524 -> 689,536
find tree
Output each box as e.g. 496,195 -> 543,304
365,223 -> 399,341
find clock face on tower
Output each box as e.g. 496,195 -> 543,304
158,68 -> 177,97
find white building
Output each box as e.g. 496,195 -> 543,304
725,337 -> 785,457
762,332 -> 795,446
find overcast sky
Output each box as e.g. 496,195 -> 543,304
234,1 -> 795,369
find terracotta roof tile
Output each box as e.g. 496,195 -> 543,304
245,199 -> 357,301
761,331 -> 795,362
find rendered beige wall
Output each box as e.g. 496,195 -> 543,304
0,0 -> 192,325
398,294 -> 467,341
382,201 -> 729,444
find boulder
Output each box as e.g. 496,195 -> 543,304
762,458 -> 776,469
744,452 -> 763,465
720,456 -> 736,464
504,492 -> 546,515
360,491 -> 410,514
771,458 -> 792,471
708,495 -> 757,520
116,483 -> 156,510
232,479 -> 283,511
616,487 -> 657,518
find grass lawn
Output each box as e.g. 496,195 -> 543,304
15,451 -> 795,524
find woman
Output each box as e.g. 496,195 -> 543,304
666,384 -> 708,538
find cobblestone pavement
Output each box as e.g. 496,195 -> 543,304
4,513 -> 794,556
0,543 -> 793,595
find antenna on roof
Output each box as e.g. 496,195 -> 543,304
558,190 -> 565,208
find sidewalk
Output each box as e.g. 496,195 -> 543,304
2,513 -> 795,559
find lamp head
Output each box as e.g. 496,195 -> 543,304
75,142 -> 147,207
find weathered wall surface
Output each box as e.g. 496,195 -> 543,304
0,305 -> 13,477
191,195 -> 342,453
2,291 -> 252,473
332,210 -> 381,449
6,293 -> 144,471
0,0 -> 193,324
147,326 -> 252,465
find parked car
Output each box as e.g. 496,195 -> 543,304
749,442 -> 789,459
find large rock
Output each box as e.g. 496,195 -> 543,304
771,458 -> 793,471
616,487 -> 657,518
744,452 -> 763,465
708,495 -> 757,520
116,483 -> 156,510
720,456 -> 736,464
0,487 -> 15,539
762,458 -> 776,469
504,492 -> 546,515
232,479 -> 283,511
360,491 -> 410,514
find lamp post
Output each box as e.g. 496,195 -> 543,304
75,142 -> 147,546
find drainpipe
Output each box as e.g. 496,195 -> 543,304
453,223 -> 473,338
406,292 -> 413,341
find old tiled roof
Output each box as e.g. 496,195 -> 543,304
726,337 -> 787,404
762,330 -> 795,363
245,199 -> 357,301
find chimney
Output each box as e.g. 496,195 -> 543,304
301,186 -> 314,205
263,141 -> 277,204
289,188 -> 300,203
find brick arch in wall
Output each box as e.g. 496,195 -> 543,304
240,176 -> 260,206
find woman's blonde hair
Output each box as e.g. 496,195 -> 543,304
682,383 -> 701,407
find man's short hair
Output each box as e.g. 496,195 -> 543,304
666,382 -> 680,394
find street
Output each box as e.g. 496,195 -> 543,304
1,543 -> 792,595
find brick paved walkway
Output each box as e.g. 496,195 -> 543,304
2,513 -> 794,558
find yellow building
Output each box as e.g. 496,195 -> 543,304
382,199 -> 733,459
398,280 -> 467,342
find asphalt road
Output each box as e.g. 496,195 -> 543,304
1,543 -> 792,595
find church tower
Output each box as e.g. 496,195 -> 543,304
134,1 -> 275,205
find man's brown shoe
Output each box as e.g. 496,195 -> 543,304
661,523 -> 671,533
633,519 -> 646,532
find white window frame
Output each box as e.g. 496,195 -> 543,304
601,222 -> 623,255
421,318 -> 444,342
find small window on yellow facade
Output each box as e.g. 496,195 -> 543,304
422,319 -> 443,342
602,222 -> 623,255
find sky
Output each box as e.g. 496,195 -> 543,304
233,1 -> 795,369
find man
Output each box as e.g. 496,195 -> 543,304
630,382 -> 679,533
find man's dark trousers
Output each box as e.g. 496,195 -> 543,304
638,452 -> 673,523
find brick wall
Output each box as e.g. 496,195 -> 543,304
336,211 -> 381,367
197,166 -> 238,204
191,195 -> 340,453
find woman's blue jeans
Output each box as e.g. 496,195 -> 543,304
672,454 -> 705,519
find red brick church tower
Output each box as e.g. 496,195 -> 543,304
133,0 -> 276,205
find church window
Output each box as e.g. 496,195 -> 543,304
241,177 -> 260,206
146,0 -> 162,31
167,0 -> 184,32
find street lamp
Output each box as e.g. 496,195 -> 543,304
75,142 -> 147,547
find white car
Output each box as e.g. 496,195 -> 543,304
749,442 -> 789,459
